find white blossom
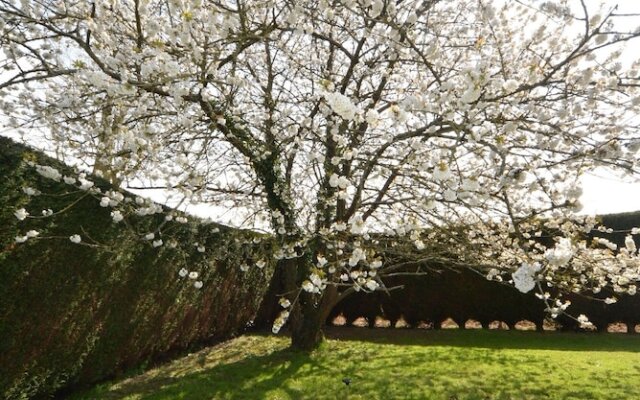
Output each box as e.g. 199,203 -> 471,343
15,235 -> 28,243
512,262 -> 540,293
577,314 -> 593,328
433,163 -> 451,181
461,178 -> 480,192
545,238 -> 573,267
625,235 -> 637,253
36,165 -> 61,181
178,268 -> 188,277
443,189 -> 457,202
111,210 -> 124,223
324,92 -> 358,120
78,178 -> 94,190
279,298 -> 291,308
503,79 -> 519,92
316,255 -> 328,268
22,187 -> 39,196
365,108 -> 380,126
14,208 -> 28,221
365,279 -> 379,291
301,280 -> 316,293
26,230 -> 39,238
69,234 -> 81,244
370,0 -> 383,18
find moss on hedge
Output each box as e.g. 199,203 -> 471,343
0,137 -> 276,399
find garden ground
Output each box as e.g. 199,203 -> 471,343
69,327 -> 640,400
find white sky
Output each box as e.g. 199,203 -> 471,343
575,0 -> 640,215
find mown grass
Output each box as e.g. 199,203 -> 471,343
69,328 -> 640,400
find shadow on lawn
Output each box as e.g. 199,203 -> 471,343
322,326 -> 640,353
75,346 -> 329,400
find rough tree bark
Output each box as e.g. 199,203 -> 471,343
281,258 -> 339,351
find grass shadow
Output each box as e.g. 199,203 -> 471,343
71,336 -> 332,400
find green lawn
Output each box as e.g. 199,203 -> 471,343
69,328 -> 640,400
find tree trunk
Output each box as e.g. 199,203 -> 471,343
289,298 -> 327,351
282,257 -> 338,351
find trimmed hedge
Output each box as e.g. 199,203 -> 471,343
0,137 -> 276,399
323,213 -> 640,332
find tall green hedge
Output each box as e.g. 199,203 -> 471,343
0,137 -> 276,399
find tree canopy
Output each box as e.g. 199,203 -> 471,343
2,0 -> 640,348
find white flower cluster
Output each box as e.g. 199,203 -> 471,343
577,314 -> 593,328
545,238 -> 573,267
547,299 -> 572,318
594,237 -> 618,251
341,269 -> 379,292
99,191 -> 125,208
433,162 -> 452,181
14,208 -> 28,221
78,177 -> 94,191
301,273 -> 326,294
324,92 -> 358,120
348,215 -> 364,234
279,298 -> 291,309
328,173 -> 349,189
178,268 -> 203,288
316,255 -> 328,268
15,230 -> 39,243
348,247 -> 367,267
625,235 -> 637,254
22,186 -> 39,196
35,165 -> 62,181
135,202 -> 164,216
272,309 -> 290,334
365,108 -> 380,127
512,262 -> 541,293
110,210 -> 124,223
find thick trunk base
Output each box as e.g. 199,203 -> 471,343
291,322 -> 324,351
282,257 -> 339,352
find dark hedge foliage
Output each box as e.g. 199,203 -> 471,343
318,213 -> 640,332
0,137 -> 276,399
